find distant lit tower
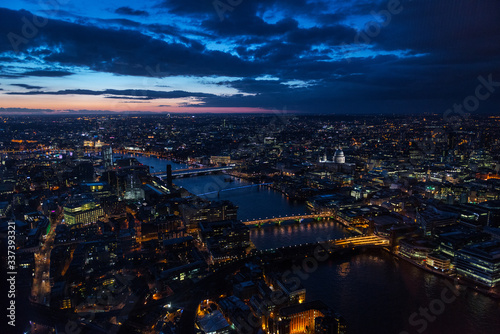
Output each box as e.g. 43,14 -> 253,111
102,145 -> 113,169
447,132 -> 456,152
166,164 -> 173,188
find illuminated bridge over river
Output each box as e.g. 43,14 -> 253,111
154,166 -> 234,178
212,234 -> 391,265
241,212 -> 336,226
195,183 -> 273,196
252,234 -> 390,254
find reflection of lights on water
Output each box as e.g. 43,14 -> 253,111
338,262 -> 350,277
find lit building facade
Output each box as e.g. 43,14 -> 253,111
455,240 -> 500,287
276,300 -> 342,334
63,198 -> 104,226
210,155 -> 231,165
102,145 -> 113,169
319,148 -> 345,164
318,147 -> 354,173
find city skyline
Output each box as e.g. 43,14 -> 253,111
1,0 -> 500,114
1,114 -> 500,333
2,2 -> 500,332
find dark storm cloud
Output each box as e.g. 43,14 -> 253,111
7,88 -> 217,100
0,74 -> 22,78
96,17 -> 142,28
156,0 -> 215,15
0,56 -> 18,62
22,70 -> 74,77
355,0 -> 500,102
286,24 -> 358,46
105,96 -> 154,100
115,7 -> 149,17
1,0 -> 500,114
0,107 -> 152,114
371,0 -> 500,61
158,0 -> 324,17
0,8 -> 254,78
0,107 -> 57,113
202,16 -> 300,37
11,83 -> 44,89
198,0 -> 356,45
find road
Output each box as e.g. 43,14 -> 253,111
31,209 -> 62,305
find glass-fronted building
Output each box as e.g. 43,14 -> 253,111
455,240 -> 500,287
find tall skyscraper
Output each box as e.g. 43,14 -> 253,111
166,164 -> 173,188
102,145 -> 113,170
447,132 -> 456,152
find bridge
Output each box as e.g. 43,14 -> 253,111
211,234 -> 391,266
154,166 -> 233,178
252,234 -> 389,253
246,234 -> 390,262
251,234 -> 390,258
329,234 -> 389,247
197,183 -> 272,196
241,212 -> 335,226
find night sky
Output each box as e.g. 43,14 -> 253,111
1,0 -> 499,114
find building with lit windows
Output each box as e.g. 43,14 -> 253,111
416,208 -> 457,236
455,240 -> 500,287
63,196 -> 104,226
0,201 -> 10,218
199,220 -> 250,260
276,300 -> 345,334
102,145 -> 113,169
210,155 -> 231,165
79,182 -> 113,198
426,252 -> 451,271
398,237 -> 437,262
60,297 -> 72,310
315,314 -> 348,334
265,272 -> 306,305
181,200 -> 238,233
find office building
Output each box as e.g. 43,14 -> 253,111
455,240 -> 500,287
102,145 -> 113,169
199,220 -> 250,258
63,195 -> 104,226
277,300 -> 344,334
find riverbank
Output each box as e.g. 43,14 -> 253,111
225,171 -> 305,199
390,249 -> 500,300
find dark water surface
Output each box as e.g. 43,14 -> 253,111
136,157 -> 500,334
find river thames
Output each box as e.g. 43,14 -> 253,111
130,155 -> 500,334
